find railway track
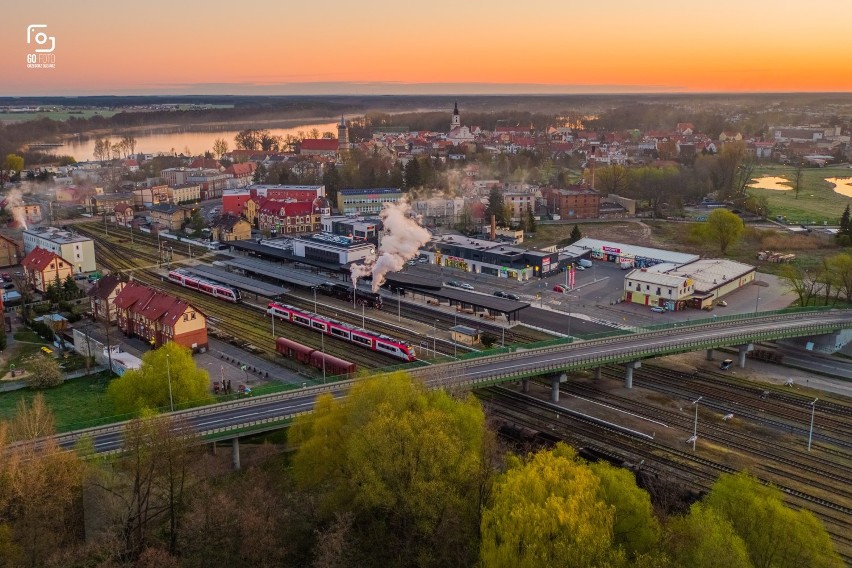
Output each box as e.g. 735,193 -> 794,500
84,232 -> 404,372
480,387 -> 852,562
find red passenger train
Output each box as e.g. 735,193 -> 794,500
275,337 -> 357,376
266,301 -> 416,362
167,269 -> 241,302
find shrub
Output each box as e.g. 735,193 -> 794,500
25,356 -> 63,389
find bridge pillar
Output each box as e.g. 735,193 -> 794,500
737,344 -> 754,368
706,349 -> 714,361
624,361 -> 642,389
231,438 -> 241,470
522,379 -> 530,393
594,367 -> 602,380
551,373 -> 567,402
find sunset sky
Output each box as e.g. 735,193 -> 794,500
3,0 -> 852,96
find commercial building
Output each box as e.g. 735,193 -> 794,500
423,234 -> 560,281
570,238 -> 699,267
112,281 -> 208,351
623,258 -> 755,310
337,188 -> 403,215
321,215 -> 381,241
292,233 -> 375,266
23,226 -> 96,273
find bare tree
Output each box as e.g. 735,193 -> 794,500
212,138 -> 228,159
792,162 -> 804,200
121,135 -> 137,157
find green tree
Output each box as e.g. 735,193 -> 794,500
569,224 -> 583,244
480,443 -> 625,568
703,471 -> 843,568
1,154 -> 24,187
291,372 -> 490,568
188,211 -> 205,235
589,461 -> 659,558
234,129 -> 260,151
107,342 -> 213,414
62,274 -> 78,299
25,355 -> 62,389
404,157 -> 421,189
697,209 -> 745,255
664,503 -> 752,568
838,204 -> 851,240
486,187 -> 507,226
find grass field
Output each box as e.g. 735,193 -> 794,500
747,164 -> 852,225
0,110 -> 122,123
0,371 -> 122,431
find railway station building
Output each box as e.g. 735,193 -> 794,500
292,233 -> 375,266
422,234 -> 561,281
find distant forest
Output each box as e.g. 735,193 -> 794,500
3,92 -> 852,164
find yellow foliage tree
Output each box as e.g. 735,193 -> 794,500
480,443 -> 625,568
291,372 -> 489,568
664,503 -> 752,568
107,342 -> 212,414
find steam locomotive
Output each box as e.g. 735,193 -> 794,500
317,282 -> 383,309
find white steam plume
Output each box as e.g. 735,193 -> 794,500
350,198 -> 432,292
4,188 -> 28,229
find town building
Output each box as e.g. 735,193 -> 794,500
132,184 -> 170,208
299,138 -> 339,157
411,197 -> 464,227
337,188 -> 403,215
504,192 -> 538,221
422,234 -> 560,280
148,204 -> 192,231
186,170 -> 231,199
221,185 -> 325,218
11,202 -> 43,226
87,274 -> 126,322
0,234 -> 21,267
224,163 -> 256,188
544,186 -> 601,220
292,233 -> 376,266
112,280 -> 208,351
321,215 -> 381,241
21,247 -> 74,292
258,200 -> 322,236
210,214 -> 252,242
113,203 -> 135,227
570,238 -> 698,267
23,226 -> 96,273
168,183 -> 202,204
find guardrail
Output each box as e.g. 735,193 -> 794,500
44,309 -> 852,452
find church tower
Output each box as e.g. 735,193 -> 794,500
450,101 -> 460,130
338,115 -> 349,150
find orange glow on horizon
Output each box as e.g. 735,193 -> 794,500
2,0 -> 851,95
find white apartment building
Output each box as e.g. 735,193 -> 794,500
23,226 -> 96,273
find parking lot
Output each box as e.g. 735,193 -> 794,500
402,260 -> 796,329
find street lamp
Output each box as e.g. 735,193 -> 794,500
755,283 -> 761,313
320,331 -> 326,383
362,303 -> 366,329
807,397 -> 818,451
166,353 -> 174,412
433,319 -> 438,358
313,287 -> 318,313
691,396 -> 702,451
397,289 -> 401,322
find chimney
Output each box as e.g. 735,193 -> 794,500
491,215 -> 496,239
589,156 -> 596,189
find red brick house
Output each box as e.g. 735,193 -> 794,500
112,281 -> 208,351
21,247 -> 74,293
544,186 -> 601,220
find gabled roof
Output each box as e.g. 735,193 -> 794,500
113,280 -> 203,327
87,274 -> 123,299
22,247 -> 68,272
225,162 -> 256,176
113,202 -> 133,214
259,200 -> 313,217
213,213 -> 248,231
300,139 -> 339,151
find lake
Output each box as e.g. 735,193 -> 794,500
47,121 -> 338,161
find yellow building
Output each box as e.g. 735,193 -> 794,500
211,214 -> 251,242
168,183 -> 202,204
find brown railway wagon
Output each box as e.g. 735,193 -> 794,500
309,350 -> 357,376
275,337 -> 314,364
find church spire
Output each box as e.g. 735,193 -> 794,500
450,100 -> 461,130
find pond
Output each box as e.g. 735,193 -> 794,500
747,176 -> 791,191
826,177 -> 852,198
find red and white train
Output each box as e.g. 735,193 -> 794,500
167,269 -> 241,303
266,301 -> 417,362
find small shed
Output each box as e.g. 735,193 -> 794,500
450,325 -> 480,346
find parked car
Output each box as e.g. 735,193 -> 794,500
650,306 -> 666,313
493,290 -> 508,298
459,283 -> 474,290
574,265 -> 586,271
553,284 -> 567,293
504,292 -> 520,301
1,273 -> 11,282
717,300 -> 728,307
720,359 -> 733,370
406,260 -> 417,266
445,280 -> 462,288
74,273 -> 88,280
2,283 -> 14,290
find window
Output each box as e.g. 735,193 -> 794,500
183,314 -> 189,322
191,312 -> 196,320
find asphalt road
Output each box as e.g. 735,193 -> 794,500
53,310 -> 847,455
